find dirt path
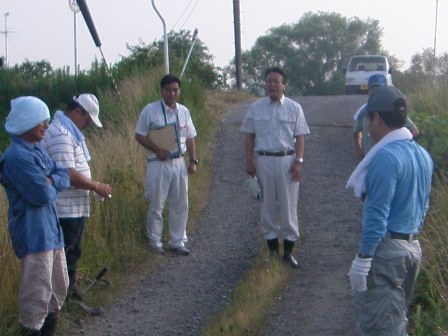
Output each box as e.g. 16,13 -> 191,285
78,94 -> 366,336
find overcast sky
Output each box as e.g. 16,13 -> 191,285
0,0 -> 445,73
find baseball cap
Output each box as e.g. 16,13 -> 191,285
367,86 -> 407,113
73,93 -> 102,128
368,74 -> 387,89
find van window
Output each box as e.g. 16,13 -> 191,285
349,56 -> 386,72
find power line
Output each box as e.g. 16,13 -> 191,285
170,0 -> 195,31
178,0 -> 200,31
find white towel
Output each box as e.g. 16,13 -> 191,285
346,127 -> 413,198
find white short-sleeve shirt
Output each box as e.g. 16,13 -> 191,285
240,96 -> 310,152
135,100 -> 197,156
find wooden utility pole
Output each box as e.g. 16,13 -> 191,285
233,0 -> 242,90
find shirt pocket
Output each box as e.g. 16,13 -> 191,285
278,116 -> 295,139
178,123 -> 188,138
253,115 -> 270,136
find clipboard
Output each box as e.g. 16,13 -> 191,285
147,122 -> 181,160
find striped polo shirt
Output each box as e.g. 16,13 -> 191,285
42,117 -> 91,218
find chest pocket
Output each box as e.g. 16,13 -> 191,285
253,114 -> 270,136
278,115 -> 295,138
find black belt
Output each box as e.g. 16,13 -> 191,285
258,150 -> 295,157
389,231 -> 417,242
171,154 -> 184,159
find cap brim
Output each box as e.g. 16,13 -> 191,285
90,115 -> 103,128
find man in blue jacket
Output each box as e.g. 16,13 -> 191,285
0,96 -> 71,336
347,86 -> 433,335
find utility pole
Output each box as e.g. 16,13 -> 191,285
2,12 -> 10,67
433,0 -> 439,79
233,0 -> 242,90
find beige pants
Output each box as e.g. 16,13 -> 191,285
256,155 -> 300,241
19,248 -> 68,330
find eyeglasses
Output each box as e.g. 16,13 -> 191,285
265,79 -> 284,85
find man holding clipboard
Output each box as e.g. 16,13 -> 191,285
135,74 -> 198,256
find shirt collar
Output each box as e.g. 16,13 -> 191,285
11,135 -> 36,151
268,95 -> 286,105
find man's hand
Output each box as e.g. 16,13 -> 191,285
95,182 -> 112,198
155,147 -> 169,161
348,255 -> 372,292
187,162 -> 197,175
290,162 -> 302,182
246,160 -> 256,177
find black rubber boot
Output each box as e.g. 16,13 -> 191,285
20,325 -> 41,336
40,312 -> 59,336
283,239 -> 301,269
266,238 -> 279,257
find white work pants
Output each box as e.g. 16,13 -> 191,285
145,158 -> 189,249
256,155 -> 300,241
18,248 -> 68,330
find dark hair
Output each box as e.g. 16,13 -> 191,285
264,67 -> 288,84
160,74 -> 182,89
66,99 -> 83,113
368,98 -> 407,128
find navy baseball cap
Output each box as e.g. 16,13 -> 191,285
368,74 -> 387,89
367,86 -> 407,113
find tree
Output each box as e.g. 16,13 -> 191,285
393,48 -> 448,93
116,30 -> 226,89
227,11 -> 385,95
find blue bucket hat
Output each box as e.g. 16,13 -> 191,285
5,96 -> 50,135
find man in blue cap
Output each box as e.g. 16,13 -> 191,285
352,74 -> 419,160
0,96 -> 71,335
347,86 -> 433,335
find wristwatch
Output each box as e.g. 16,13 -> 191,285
294,157 -> 303,164
190,159 -> 199,165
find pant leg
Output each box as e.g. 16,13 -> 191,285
145,160 -> 171,249
354,237 -> 412,336
19,249 -> 68,330
59,217 -> 86,283
257,156 -> 281,240
48,249 -> 69,313
167,158 -> 189,248
276,156 -> 300,241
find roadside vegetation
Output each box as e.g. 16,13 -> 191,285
1,11 -> 448,335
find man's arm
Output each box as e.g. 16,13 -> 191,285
244,133 -> 256,177
290,135 -> 304,182
186,137 -> 197,175
68,168 -> 111,198
135,133 -> 169,161
353,131 -> 363,161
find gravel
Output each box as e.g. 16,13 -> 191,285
75,94 -> 367,336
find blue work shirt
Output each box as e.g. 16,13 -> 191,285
360,139 -> 433,256
0,136 -> 70,258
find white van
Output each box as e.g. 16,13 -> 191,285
345,55 -> 392,94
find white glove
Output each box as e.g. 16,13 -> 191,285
348,255 -> 372,292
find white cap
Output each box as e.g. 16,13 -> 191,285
73,93 -> 102,128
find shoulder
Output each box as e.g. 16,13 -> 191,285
140,101 -> 161,115
250,97 -> 270,108
44,121 -> 74,145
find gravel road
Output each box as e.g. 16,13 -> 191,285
78,94 -> 367,336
